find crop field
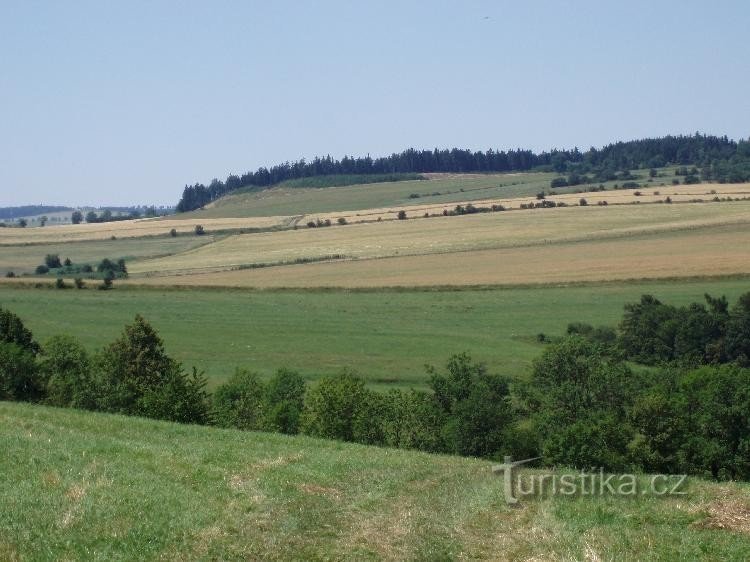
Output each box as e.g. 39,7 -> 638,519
0,215 -> 291,245
139,221 -> 750,289
3,402 -> 749,561
128,198 -> 750,278
1,278 -> 748,388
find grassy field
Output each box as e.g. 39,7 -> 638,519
180,172 -> 563,219
1,278 -> 748,388
128,199 -> 750,277
0,235 -> 213,276
2,402 -> 749,561
174,167 -> 697,220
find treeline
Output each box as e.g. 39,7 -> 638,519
0,206 -> 72,220
2,292 -> 750,480
176,134 -> 750,211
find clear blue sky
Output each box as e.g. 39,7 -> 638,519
1,0 -> 748,207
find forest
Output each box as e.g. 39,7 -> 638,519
176,133 -> 750,212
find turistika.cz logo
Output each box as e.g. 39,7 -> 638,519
492,456 -> 688,504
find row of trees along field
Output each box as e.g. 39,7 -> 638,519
176,134 -> 750,211
2,291 -> 750,480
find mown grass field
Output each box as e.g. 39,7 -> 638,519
2,402 -> 749,561
1,278 -> 748,388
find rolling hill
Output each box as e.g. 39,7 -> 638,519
2,402 -> 749,561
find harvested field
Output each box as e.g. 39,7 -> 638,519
131,222 -> 750,288
0,215 -> 291,245
128,199 -> 750,276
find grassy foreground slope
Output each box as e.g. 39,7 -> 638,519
2,402 -> 749,561
2,278 -> 749,387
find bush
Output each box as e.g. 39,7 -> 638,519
212,369 -> 266,430
40,335 -> 94,409
54,278 -> 67,289
170,228 -> 177,237
337,217 -> 347,225
74,278 -> 85,289
263,368 -> 306,434
579,198 -> 588,206
301,371 -> 373,442
529,337 -> 637,471
63,258 -> 72,267
98,277 -> 113,290
44,254 -> 62,269
550,177 -> 568,188
0,307 -> 38,353
429,353 -> 514,457
5,271 -> 15,278
194,224 -> 205,235
0,342 -> 43,402
397,210 -> 407,220
92,315 -> 210,423
35,265 -> 49,275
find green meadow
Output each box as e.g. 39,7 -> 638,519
2,402 -> 748,561
1,276 -> 747,388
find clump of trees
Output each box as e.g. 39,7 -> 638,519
4,290 -> 750,482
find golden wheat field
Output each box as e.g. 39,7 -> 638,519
130,221 -> 750,288
128,199 -> 750,276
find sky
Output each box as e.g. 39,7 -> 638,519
1,0 -> 748,207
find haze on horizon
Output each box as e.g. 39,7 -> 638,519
1,0 -> 748,207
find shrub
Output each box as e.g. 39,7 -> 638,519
301,370 -> 373,442
397,210 -> 407,220
579,198 -> 588,206
337,217 -> 347,225
40,335 -> 94,409
306,221 -> 317,228
429,353 -> 514,457
550,177 -> 568,188
0,342 -> 43,402
35,265 -> 49,275
55,278 -> 67,289
44,254 -> 62,269
194,224 -> 205,235
98,277 -> 113,291
536,192 -> 546,200
212,369 -> 266,430
74,278 -> 85,289
0,307 -> 38,353
63,258 -> 72,267
529,337 -> 637,471
263,368 -> 306,434
92,315 -> 210,423
170,228 -> 177,237
5,271 -> 15,278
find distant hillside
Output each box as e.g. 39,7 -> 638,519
176,133 -> 750,212
0,205 -> 72,220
